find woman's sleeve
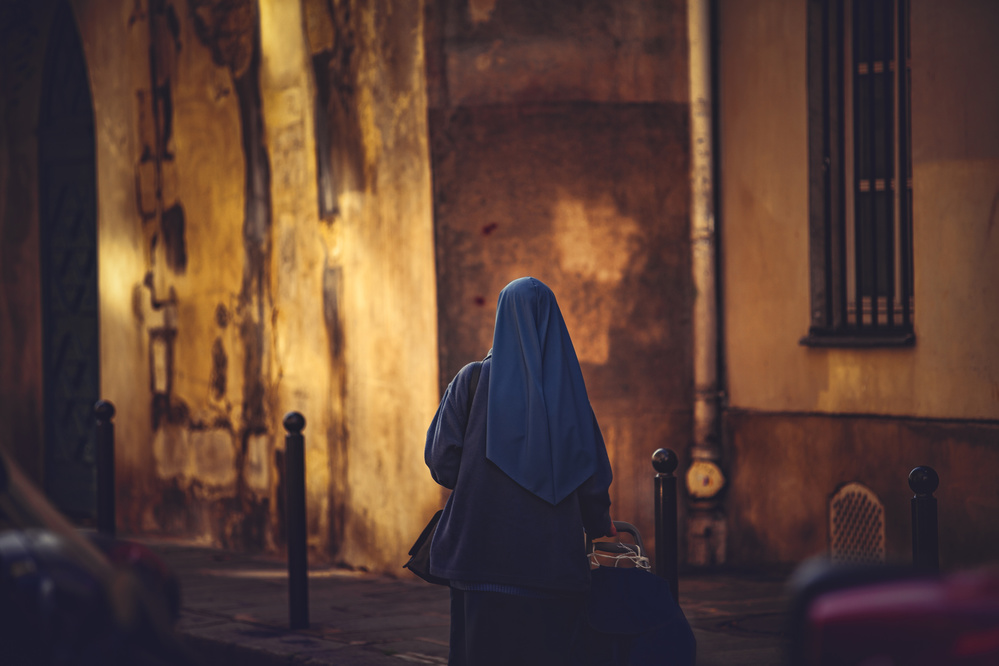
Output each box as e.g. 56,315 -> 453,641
578,410 -> 615,538
424,363 -> 475,489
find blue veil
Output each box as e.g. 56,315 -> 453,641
486,277 -> 598,505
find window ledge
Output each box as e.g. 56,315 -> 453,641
800,330 -> 916,348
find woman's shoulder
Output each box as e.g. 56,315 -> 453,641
450,355 -> 489,409
457,353 -> 490,379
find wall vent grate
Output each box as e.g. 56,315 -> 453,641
829,482 -> 886,565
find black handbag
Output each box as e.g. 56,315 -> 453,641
403,509 -> 448,585
404,359 -> 483,585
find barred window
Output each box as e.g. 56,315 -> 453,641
803,0 -> 914,347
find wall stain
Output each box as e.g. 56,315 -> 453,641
215,302 -> 229,327
210,337 -> 227,399
305,0 -> 366,204
188,0 -> 256,78
323,262 -> 348,556
229,8 -> 272,551
188,0 -> 270,447
161,202 -> 187,272
149,0 -> 181,160
133,0 -> 274,552
151,392 -> 188,431
132,284 -> 146,324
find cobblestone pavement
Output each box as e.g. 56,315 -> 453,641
142,537 -> 792,665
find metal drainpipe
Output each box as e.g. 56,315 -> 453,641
686,0 -> 726,566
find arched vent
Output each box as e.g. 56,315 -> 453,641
829,482 -> 885,565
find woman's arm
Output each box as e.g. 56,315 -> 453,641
424,362 -> 478,489
577,410 -> 616,538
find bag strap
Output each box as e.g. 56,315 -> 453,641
462,358 -> 484,439
466,361 -> 482,416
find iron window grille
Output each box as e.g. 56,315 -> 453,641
803,0 -> 915,347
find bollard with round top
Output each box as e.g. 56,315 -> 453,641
284,411 -> 309,629
909,465 -> 939,572
284,411 -> 306,437
653,448 -> 679,603
94,400 -> 116,537
652,448 -> 678,475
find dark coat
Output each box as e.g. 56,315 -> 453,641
425,358 -> 614,592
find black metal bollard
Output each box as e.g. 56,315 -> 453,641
94,400 -> 116,537
284,411 -> 309,629
652,448 -> 679,603
909,466 -> 939,572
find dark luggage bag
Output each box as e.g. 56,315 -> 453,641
572,522 -> 696,666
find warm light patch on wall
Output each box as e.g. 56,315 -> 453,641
553,196 -> 639,283
468,0 -> 498,26
151,336 -> 170,394
551,193 -> 644,364
260,0 -> 307,88
152,427 -> 237,489
818,357 -> 865,409
98,236 -> 145,321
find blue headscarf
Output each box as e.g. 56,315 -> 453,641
486,277 -> 599,505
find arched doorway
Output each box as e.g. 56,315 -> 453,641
38,2 -> 99,522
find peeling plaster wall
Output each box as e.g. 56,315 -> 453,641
305,0 -> 441,571
0,0 -> 439,573
122,0 -> 278,547
426,0 -> 693,561
259,0 -> 334,557
130,0 -> 438,569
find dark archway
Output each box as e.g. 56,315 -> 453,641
38,2 -> 99,522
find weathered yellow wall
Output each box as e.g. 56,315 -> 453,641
719,0 -> 999,422
73,0 -> 158,531
717,0 -> 811,413
717,0 -> 999,566
305,0 -> 442,571
259,0 -> 334,554
0,0 -> 439,573
142,0 -> 259,538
